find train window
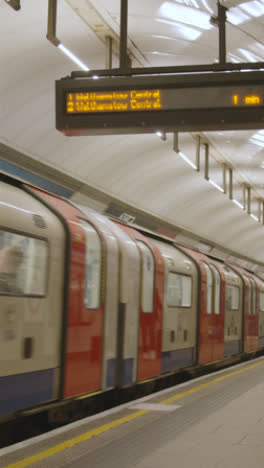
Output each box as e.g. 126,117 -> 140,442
259,292 -> 264,312
79,220 -> 102,309
210,264 -> 221,315
225,285 -> 240,310
0,230 -> 48,296
167,273 -> 192,307
136,241 -> 155,313
203,263 -> 213,315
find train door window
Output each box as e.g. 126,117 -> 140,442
225,285 -> 240,310
136,241 -> 155,313
167,273 -> 192,307
250,278 -> 256,315
202,263 -> 213,315
210,264 -> 221,315
0,230 -> 48,296
259,292 -> 264,312
79,219 -> 102,309
247,277 -> 252,315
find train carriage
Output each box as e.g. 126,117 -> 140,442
1,172 -> 264,424
0,178 -> 65,417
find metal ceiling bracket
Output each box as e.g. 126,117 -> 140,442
223,164 -> 227,194
242,183 -> 246,209
173,132 -> 180,153
196,136 -> 201,172
105,36 -> 113,69
210,1 -> 227,64
47,0 -> 60,47
258,199 -> 261,222
229,168 -> 233,200
204,144 -> 209,181
218,0 -> 227,64
120,0 -> 129,71
4,0 -> 21,10
247,186 -> 251,214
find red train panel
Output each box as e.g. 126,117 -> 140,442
118,224 -> 164,381
32,188 -> 104,398
181,247 -> 225,364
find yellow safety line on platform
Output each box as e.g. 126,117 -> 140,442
159,360 -> 264,405
4,359 -> 264,468
4,410 -> 149,468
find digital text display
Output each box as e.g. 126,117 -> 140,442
66,88 -> 263,115
66,89 -> 163,114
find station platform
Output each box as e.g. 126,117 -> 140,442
1,356 -> 264,468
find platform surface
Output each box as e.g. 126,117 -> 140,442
1,356 -> 264,468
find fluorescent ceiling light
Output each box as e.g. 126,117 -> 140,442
228,53 -> 242,63
249,130 -> 264,148
156,18 -> 201,40
254,133 -> 264,143
159,2 -> 213,30
233,199 -> 244,209
240,0 -> 263,18
250,213 -> 259,221
58,44 -> 89,71
150,51 -> 181,56
171,0 -> 199,8
178,151 -> 197,169
226,9 -> 250,25
209,179 -> 224,192
249,138 -> 264,148
200,0 -> 214,13
238,48 -> 261,62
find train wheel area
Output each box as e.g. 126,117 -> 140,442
1,355 -> 264,468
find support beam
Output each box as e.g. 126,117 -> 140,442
119,0 -> 128,71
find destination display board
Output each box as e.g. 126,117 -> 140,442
56,71 -> 264,135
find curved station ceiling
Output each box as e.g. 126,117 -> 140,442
0,0 -> 264,268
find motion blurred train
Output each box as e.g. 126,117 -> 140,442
1,173 -> 264,422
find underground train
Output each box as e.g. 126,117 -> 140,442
1,172 -> 264,422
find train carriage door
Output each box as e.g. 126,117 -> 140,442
78,219 -> 104,393
136,240 -> 163,381
210,264 -> 224,361
245,276 -> 258,351
259,285 -> 264,348
202,262 -> 214,363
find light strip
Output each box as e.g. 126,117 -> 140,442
209,179 -> 224,192
233,199 -> 244,209
58,44 -> 89,71
250,213 -> 259,221
178,151 -> 197,169
0,201 -> 34,215
249,138 -> 264,148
